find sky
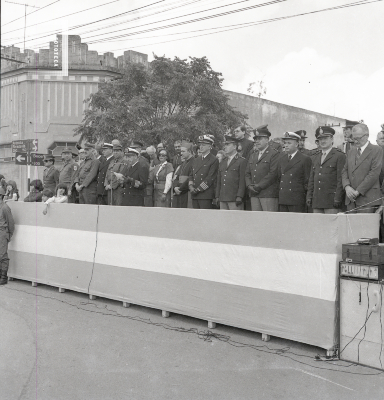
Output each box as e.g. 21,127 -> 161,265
2,0 -> 384,139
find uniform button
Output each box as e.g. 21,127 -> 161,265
320,167 -> 322,169
289,189 -> 291,191
319,173 -> 321,175
319,181 -> 321,183
290,181 -> 291,183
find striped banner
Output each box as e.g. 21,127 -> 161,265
8,203 -> 379,350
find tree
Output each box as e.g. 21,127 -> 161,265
74,55 -> 247,147
247,79 -> 267,98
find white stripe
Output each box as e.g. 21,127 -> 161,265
296,369 -> 354,391
9,225 -> 337,301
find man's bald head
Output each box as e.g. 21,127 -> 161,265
352,123 -> 369,147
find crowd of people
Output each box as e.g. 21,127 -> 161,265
3,121 -> 384,216
1,121 -> 384,285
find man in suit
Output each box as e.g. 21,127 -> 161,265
96,143 -> 114,205
118,148 -> 149,207
43,154 -> 59,194
245,125 -> 280,212
339,121 -> 358,154
104,144 -> 127,206
306,126 -> 346,214
277,132 -> 312,213
215,135 -> 247,210
172,141 -> 194,208
376,127 -> 384,186
342,123 -> 383,213
172,140 -> 183,170
234,126 -> 254,160
188,135 -> 219,209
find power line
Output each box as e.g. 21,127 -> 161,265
102,0 -> 382,52
10,0 -> 287,49
2,0 -> 60,27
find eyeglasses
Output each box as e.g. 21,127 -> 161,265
43,160 -> 51,163
159,153 -> 167,157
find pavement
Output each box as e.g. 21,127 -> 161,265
1,279 -> 384,400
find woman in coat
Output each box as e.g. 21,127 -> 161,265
150,149 -> 174,207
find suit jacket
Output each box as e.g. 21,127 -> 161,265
215,154 -> 247,202
238,138 -> 254,160
245,145 -> 280,198
307,148 -> 346,209
341,142 -> 383,206
75,157 -> 100,187
97,156 -> 114,195
43,165 -> 59,193
174,156 -> 194,194
277,151 -> 312,206
189,153 -> 219,200
122,161 -> 149,198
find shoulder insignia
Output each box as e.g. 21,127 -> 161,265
335,148 -> 344,153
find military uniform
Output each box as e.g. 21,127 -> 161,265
245,145 -> 280,211
75,155 -> 100,204
97,155 -> 114,205
189,136 -> 219,209
307,148 -> 346,213
299,148 -> 312,156
216,153 -> 246,210
238,137 -> 254,160
122,149 -> 149,207
43,163 -> 59,193
105,153 -> 127,206
59,159 -> 78,200
277,132 -> 312,213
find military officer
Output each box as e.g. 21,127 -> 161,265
277,132 -> 312,213
0,187 -> 15,285
172,140 -> 183,170
130,140 -> 150,167
59,147 -> 78,203
43,154 -> 59,193
306,126 -> 346,214
172,141 -> 194,208
96,143 -> 114,205
74,143 -> 100,204
104,144 -> 127,206
245,125 -> 280,212
215,135 -> 247,210
188,135 -> 219,209
118,148 -> 149,206
296,130 -> 312,156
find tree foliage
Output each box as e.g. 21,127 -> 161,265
74,55 -> 247,147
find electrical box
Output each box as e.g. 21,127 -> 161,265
339,278 -> 384,370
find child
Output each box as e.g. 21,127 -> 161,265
4,180 -> 19,202
41,189 -> 54,203
43,184 -> 68,215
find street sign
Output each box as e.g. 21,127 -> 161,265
30,153 -> 45,167
15,152 -> 28,165
12,139 -> 38,153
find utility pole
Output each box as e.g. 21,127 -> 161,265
5,1 -> 40,52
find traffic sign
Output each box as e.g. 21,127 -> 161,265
15,152 -> 28,165
12,139 -> 38,153
30,153 -> 45,167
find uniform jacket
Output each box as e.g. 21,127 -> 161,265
59,160 -> 78,191
174,156 -> 194,194
299,148 -> 312,157
189,153 -> 219,200
277,151 -> 312,206
104,157 -> 127,190
238,137 -> 254,160
75,157 -> 100,187
97,155 -> 114,195
122,161 -> 149,198
245,145 -> 280,198
307,148 -> 346,209
216,154 -> 247,202
341,142 -> 383,206
43,165 -> 59,193
172,154 -> 182,170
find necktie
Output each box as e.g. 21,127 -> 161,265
321,152 -> 327,164
355,147 -> 361,165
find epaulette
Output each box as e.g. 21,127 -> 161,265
335,148 -> 344,153
271,146 -> 279,152
311,149 -> 322,155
